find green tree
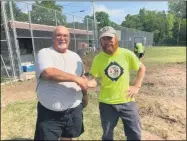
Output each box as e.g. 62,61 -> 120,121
121,8 -> 177,44
82,15 -> 94,30
168,1 -> 187,45
31,1 -> 66,26
84,12 -> 111,30
166,13 -> 175,38
34,1 -> 62,11
121,9 -> 160,42
121,14 -> 142,30
83,13 -> 119,30
110,21 -> 118,27
95,11 -> 110,30
169,1 -> 186,44
179,19 -> 186,42
121,9 -> 157,31
3,1 -> 28,22
168,1 -> 186,18
138,8 -> 147,31
172,18 -> 186,42
83,15 -> 93,23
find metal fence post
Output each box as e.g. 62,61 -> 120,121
87,18 -> 89,41
9,1 -> 23,79
95,20 -> 98,49
2,1 -> 16,79
27,3 -> 37,62
86,18 -> 90,51
73,15 -> 77,52
55,10 -> 57,26
92,19 -> 95,45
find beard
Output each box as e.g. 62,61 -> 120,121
53,41 -> 69,53
101,35 -> 118,55
58,44 -> 67,49
102,44 -> 116,54
101,41 -> 118,55
57,41 -> 69,53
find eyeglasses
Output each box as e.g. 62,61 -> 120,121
55,34 -> 69,38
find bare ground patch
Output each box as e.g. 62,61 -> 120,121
136,63 -> 186,140
1,79 -> 37,108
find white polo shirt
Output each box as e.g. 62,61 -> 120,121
35,47 -> 84,111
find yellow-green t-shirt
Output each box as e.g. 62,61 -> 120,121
90,48 -> 141,104
136,43 -> 144,53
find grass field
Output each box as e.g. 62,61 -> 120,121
143,46 -> 186,65
1,46 -> 186,140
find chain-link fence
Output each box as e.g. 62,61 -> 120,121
1,1 -> 154,83
1,1 -> 95,83
1,1 -> 19,83
101,24 -> 154,51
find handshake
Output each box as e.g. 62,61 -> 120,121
75,72 -> 93,90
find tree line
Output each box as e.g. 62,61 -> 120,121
84,1 -> 186,45
2,1 -> 186,45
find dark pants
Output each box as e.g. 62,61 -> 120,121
99,102 -> 141,141
139,53 -> 144,59
34,102 -> 84,140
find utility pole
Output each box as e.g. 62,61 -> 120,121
92,0 -> 98,48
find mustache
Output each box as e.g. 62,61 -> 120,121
103,43 -> 114,47
58,41 -> 67,43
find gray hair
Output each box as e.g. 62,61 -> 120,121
52,25 -> 69,40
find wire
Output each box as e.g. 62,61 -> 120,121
57,2 -> 92,14
64,9 -> 91,14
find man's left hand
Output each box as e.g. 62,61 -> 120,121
125,86 -> 140,99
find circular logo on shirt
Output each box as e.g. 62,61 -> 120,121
104,61 -> 124,82
107,65 -> 121,79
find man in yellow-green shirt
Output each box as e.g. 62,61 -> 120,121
86,26 -> 146,140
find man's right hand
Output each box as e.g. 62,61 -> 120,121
75,76 -> 88,90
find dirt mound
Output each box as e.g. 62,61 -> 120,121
135,63 -> 186,140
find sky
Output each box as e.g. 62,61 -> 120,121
16,1 -> 169,25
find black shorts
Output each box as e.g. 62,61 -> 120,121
34,102 -> 84,140
139,53 -> 144,59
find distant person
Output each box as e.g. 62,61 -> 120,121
136,42 -> 145,59
134,42 -> 138,55
34,25 -> 88,140
86,26 -> 146,140
89,39 -> 92,49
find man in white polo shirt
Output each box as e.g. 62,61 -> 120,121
34,25 -> 88,140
